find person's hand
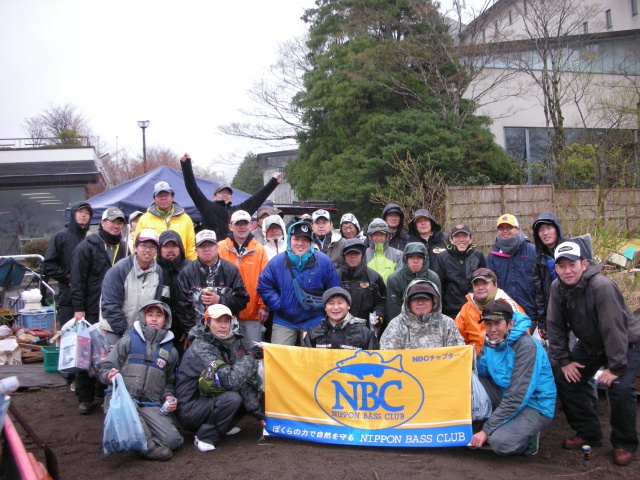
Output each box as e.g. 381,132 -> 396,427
273,172 -> 282,183
561,362 -> 584,383
249,344 -> 264,360
165,396 -> 178,412
258,308 -> 269,323
538,328 -> 547,340
470,430 -> 488,448
180,153 -> 190,162
74,311 -> 85,321
107,368 -> 119,382
596,369 -> 618,388
261,420 -> 266,427
201,289 -> 220,306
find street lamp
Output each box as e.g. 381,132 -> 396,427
137,120 -> 150,173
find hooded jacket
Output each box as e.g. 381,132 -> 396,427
547,262 -> 640,376
386,243 -> 442,322
218,234 -> 268,321
406,209 -> 448,268
380,279 -> 464,350
382,204 -> 409,251
181,156 -> 279,241
175,321 -> 263,420
43,201 -> 93,307
134,202 -> 197,261
302,312 -> 379,350
312,229 -> 345,269
337,238 -> 386,322
364,218 -> 403,283
487,233 -> 538,324
100,254 -> 164,336
455,289 -> 525,355
262,215 -> 287,260
99,300 -> 178,405
477,311 -> 556,436
175,256 -> 249,334
157,230 -> 192,313
432,243 -> 486,318
257,222 -> 341,331
70,230 -> 127,321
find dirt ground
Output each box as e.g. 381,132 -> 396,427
7,385 -> 640,480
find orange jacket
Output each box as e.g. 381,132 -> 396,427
455,289 -> 525,355
218,237 -> 268,321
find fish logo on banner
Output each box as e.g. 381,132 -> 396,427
314,350 -> 424,429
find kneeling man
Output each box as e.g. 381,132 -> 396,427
470,300 -> 556,456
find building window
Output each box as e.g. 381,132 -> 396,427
605,10 -> 612,29
509,10 -> 513,25
633,0 -> 638,17
583,22 -> 588,34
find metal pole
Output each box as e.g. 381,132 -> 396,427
142,126 -> 147,173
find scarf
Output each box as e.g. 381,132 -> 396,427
98,226 -> 122,246
494,230 -> 526,256
198,258 -> 220,288
475,290 -> 498,312
213,329 -> 236,347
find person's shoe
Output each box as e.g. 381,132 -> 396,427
142,446 -> 173,461
226,427 -> 241,436
194,436 -> 215,452
562,436 -> 589,450
78,402 -> 93,415
524,432 -> 540,456
613,449 -> 633,466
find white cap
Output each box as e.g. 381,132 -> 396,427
230,210 -> 251,224
136,228 -> 159,246
153,181 -> 174,196
195,230 -> 217,246
554,241 -> 582,261
312,209 -> 330,222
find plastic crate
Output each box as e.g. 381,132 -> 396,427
17,307 -> 55,331
42,346 -> 60,373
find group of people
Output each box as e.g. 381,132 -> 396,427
42,154 -> 639,466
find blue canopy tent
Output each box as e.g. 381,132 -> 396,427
65,166 -> 250,224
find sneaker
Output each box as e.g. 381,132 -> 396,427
226,427 -> 241,436
142,445 -> 173,461
194,436 -> 216,452
78,402 -> 93,415
524,432 -> 540,456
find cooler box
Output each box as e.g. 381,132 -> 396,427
17,307 -> 55,331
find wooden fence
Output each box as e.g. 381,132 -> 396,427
445,185 -> 640,248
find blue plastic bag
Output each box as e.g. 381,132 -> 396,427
471,371 -> 493,421
103,373 -> 148,454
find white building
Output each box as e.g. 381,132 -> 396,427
458,0 -> 640,180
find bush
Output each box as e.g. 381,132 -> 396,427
21,238 -> 49,268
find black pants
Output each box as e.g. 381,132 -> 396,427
177,392 -> 245,446
553,341 -> 640,452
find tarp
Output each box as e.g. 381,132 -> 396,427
65,166 -> 251,224
264,344 -> 473,448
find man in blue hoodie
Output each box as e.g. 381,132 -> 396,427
470,300 -> 556,456
257,221 -> 340,345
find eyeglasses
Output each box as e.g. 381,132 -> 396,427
138,244 -> 158,251
498,226 -> 516,232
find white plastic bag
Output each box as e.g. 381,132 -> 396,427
471,370 -> 493,421
58,319 -> 92,373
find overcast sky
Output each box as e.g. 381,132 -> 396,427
0,0 -> 482,181
0,0 -> 317,181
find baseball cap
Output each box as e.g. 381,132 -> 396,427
342,239 -> 366,256
450,224 -> 472,236
479,300 -> 513,323
496,214 -> 519,228
102,207 -> 125,222
153,181 -> 174,196
257,205 -> 279,219
230,210 -> 251,224
471,268 -> 498,284
322,287 -> 351,306
195,230 -> 217,246
204,304 -> 233,322
136,228 -> 159,247
312,209 -> 331,222
554,241 -> 582,261
290,221 -> 312,240
214,184 -> 232,195
144,302 -> 169,317
406,281 -> 438,302
129,211 -> 144,223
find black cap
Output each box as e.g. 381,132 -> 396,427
290,221 -> 312,240
479,300 -> 513,323
322,287 -> 351,306
342,238 -> 366,256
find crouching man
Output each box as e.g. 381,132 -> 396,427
302,287 -> 379,350
100,300 -> 183,461
470,300 -> 556,456
175,304 -> 265,453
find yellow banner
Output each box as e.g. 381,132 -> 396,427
264,344 -> 473,447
